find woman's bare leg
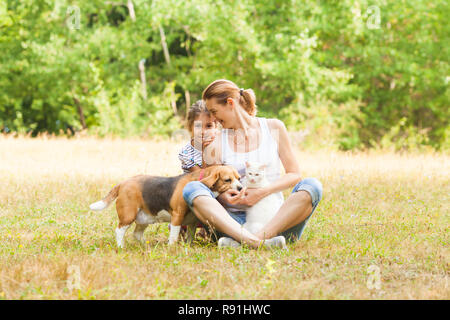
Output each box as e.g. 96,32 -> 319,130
255,191 -> 313,240
191,196 -> 263,248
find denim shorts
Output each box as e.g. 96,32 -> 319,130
182,178 -> 323,242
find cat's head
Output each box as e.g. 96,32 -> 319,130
245,161 -> 267,186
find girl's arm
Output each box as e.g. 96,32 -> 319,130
179,141 -> 209,173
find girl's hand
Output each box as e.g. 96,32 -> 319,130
202,137 -> 215,148
202,129 -> 217,148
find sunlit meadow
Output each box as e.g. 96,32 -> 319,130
0,134 -> 448,299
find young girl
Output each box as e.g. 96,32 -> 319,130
177,100 -> 218,241
179,100 -> 218,173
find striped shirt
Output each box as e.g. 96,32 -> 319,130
178,142 -> 203,173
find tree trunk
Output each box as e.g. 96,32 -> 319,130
159,26 -> 171,66
185,90 -> 191,117
73,97 -> 87,129
138,59 -> 147,100
171,99 -> 177,115
127,0 -> 136,21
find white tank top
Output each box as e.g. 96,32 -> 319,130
221,117 -> 284,213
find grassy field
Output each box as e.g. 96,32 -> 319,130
0,134 -> 448,299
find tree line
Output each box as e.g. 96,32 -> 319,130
0,0 -> 448,150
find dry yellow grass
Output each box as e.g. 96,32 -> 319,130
0,134 -> 448,299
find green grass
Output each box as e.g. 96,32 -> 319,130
0,136 -> 448,299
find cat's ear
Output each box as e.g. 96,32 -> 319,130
259,163 -> 267,170
245,161 -> 250,168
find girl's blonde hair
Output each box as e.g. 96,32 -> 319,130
202,79 -> 257,116
186,100 -> 209,133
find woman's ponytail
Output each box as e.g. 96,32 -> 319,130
239,88 -> 257,116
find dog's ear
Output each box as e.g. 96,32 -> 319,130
200,169 -> 220,189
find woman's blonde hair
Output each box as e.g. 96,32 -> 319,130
202,79 -> 257,116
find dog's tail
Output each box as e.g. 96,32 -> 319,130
89,184 -> 120,211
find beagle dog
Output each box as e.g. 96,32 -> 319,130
89,165 -> 242,248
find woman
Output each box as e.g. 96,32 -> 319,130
182,79 -> 322,248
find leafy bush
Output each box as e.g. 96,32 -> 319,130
0,0 -> 448,150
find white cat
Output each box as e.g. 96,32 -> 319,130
242,161 -> 283,234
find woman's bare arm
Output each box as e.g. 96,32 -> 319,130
259,118 -> 302,197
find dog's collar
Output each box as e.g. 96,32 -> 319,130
198,168 -> 205,181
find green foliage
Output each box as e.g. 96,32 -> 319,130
378,117 -> 432,152
0,0 -> 448,150
309,0 -> 449,150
